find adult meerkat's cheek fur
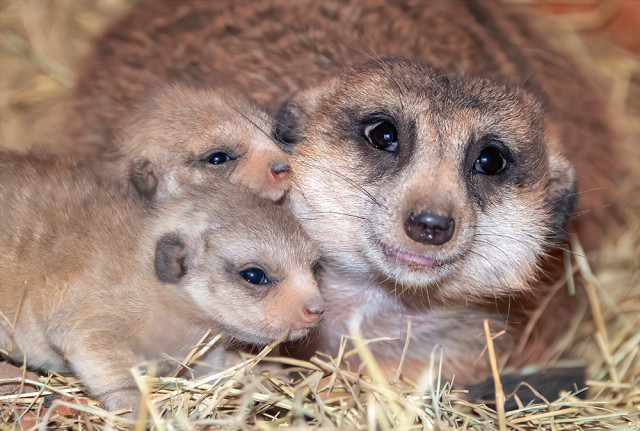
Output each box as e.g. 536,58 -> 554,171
281,61 -> 576,297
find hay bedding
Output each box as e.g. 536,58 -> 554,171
0,1 -> 638,429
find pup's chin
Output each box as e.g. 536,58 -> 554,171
236,325 -> 316,346
285,326 -> 316,342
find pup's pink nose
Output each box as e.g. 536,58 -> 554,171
301,296 -> 324,323
270,162 -> 290,179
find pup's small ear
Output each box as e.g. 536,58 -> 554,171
274,80 -> 336,154
129,157 -> 158,199
546,147 -> 577,240
155,233 -> 190,283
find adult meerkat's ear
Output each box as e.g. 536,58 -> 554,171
129,157 -> 159,199
155,233 -> 191,283
274,80 -> 337,153
545,125 -> 577,239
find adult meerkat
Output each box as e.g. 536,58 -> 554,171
0,152 -> 323,414
277,59 -> 575,383
59,0 -> 627,383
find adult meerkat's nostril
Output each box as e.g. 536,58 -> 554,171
404,211 -> 455,246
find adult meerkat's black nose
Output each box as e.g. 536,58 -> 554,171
404,211 -> 455,245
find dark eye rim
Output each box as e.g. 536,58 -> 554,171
311,260 -> 323,277
362,119 -> 399,152
238,267 -> 274,286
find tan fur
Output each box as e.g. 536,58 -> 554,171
55,0 -> 629,385
0,152 -> 322,413
61,83 -> 290,202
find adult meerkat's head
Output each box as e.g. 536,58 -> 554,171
275,59 -> 576,299
112,84 -> 290,202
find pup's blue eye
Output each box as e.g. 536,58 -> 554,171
239,268 -> 272,286
208,152 -> 231,165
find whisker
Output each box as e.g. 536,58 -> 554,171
294,158 -> 384,208
226,102 -> 281,148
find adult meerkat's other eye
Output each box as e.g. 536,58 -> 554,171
474,146 -> 507,175
207,152 -> 232,165
239,267 -> 272,286
364,121 -> 399,152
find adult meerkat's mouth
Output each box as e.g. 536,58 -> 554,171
382,244 -> 443,269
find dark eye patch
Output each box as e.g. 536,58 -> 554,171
334,109 -> 416,182
467,135 -> 514,176
464,134 -> 518,208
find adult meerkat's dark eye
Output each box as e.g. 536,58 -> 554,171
364,121 -> 398,152
239,267 -> 272,286
474,147 -> 507,175
207,152 -> 232,165
311,260 -> 323,277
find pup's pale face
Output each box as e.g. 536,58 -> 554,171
280,61 -> 575,300
153,186 -> 324,345
121,85 -> 290,201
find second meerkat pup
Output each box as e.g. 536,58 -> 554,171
76,83 -> 291,202
0,152 -> 323,415
115,84 -> 291,202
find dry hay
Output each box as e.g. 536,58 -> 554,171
0,1 -> 639,429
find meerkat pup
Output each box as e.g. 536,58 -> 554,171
68,83 -> 291,202
113,84 -> 291,202
0,152 -> 323,414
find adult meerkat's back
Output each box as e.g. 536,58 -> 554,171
0,152 -> 323,413
61,0 -> 625,243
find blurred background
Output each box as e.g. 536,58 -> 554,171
0,0 -> 638,150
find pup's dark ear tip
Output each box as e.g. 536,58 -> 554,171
129,157 -> 158,199
155,233 -> 189,283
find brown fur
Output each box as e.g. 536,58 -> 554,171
0,152 -> 322,413
56,0 -> 629,385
